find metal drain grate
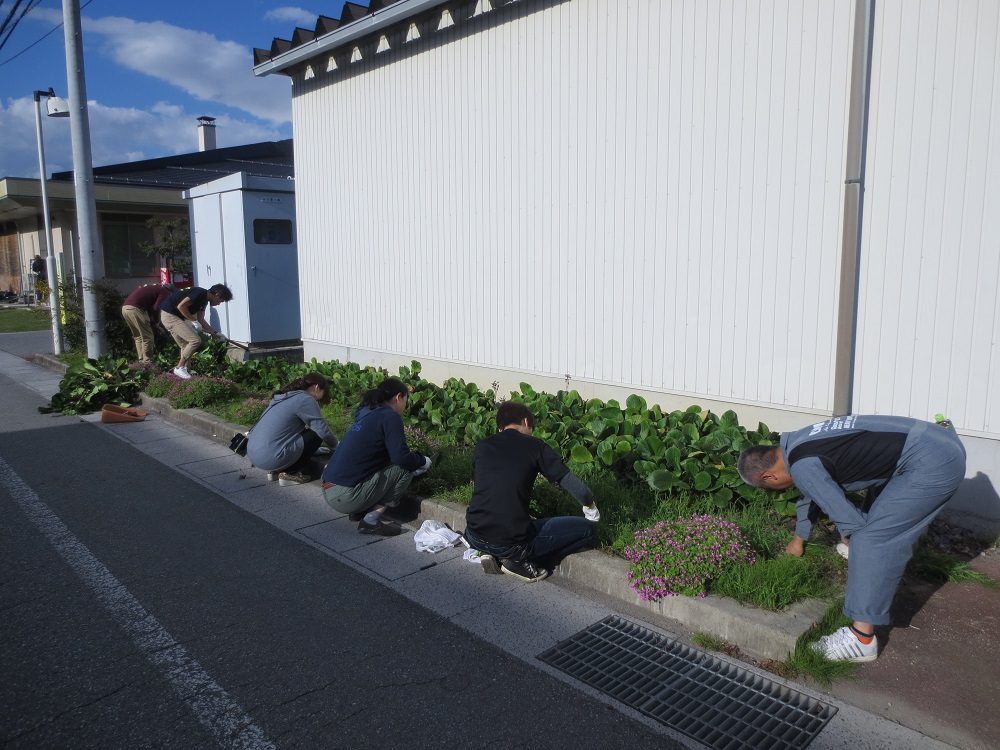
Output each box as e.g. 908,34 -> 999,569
538,615 -> 836,750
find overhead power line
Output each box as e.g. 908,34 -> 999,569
0,0 -> 97,67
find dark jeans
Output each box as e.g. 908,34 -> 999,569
287,429 -> 323,473
465,516 -> 595,568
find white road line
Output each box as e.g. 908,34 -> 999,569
0,455 -> 275,750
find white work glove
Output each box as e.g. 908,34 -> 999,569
413,455 -> 432,476
582,504 -> 600,522
189,321 -> 202,334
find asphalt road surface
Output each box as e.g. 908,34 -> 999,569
0,369 -> 683,749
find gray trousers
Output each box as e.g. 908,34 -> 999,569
322,464 -> 413,515
846,423 -> 966,625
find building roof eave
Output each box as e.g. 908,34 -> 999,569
253,0 -> 446,77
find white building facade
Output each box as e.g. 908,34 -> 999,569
256,0 -> 1000,531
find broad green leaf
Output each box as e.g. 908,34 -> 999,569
693,471 -> 712,491
625,394 -> 646,413
646,469 -> 678,491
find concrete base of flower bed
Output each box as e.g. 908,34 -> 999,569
140,392 -> 247,444
138,390 -> 825,663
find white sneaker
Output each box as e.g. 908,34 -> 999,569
836,542 -> 850,560
172,366 -> 192,380
811,626 -> 878,662
266,471 -> 279,482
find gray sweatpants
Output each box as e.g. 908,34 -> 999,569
845,422 -> 966,625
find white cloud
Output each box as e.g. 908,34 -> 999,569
25,5 -> 62,25
0,96 -> 287,179
83,16 -> 292,126
263,7 -> 319,28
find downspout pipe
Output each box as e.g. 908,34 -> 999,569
832,0 -> 876,416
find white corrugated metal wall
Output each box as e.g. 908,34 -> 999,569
291,0 -> 855,413
854,0 -> 1000,436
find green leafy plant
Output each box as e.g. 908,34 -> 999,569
58,278 -> 133,356
624,514 -> 757,600
42,356 -> 146,415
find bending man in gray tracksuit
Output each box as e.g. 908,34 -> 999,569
738,415 -> 966,662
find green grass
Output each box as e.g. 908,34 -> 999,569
691,632 -> 740,657
713,552 -> 840,610
0,307 -> 51,333
782,601 -> 858,686
908,547 -> 997,587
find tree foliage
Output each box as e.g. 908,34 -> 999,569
139,216 -> 193,275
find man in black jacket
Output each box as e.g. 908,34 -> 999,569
464,401 -> 600,582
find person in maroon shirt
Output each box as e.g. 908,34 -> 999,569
120,283 -> 173,362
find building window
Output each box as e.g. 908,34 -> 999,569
101,214 -> 156,277
253,219 -> 293,245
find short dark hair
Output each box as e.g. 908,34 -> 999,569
496,401 -> 535,430
737,445 -> 781,486
209,283 -> 233,302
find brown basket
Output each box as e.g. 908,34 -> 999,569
100,404 -> 148,423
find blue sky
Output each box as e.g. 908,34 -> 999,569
0,0 -> 351,178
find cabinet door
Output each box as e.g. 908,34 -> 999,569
244,193 -> 300,342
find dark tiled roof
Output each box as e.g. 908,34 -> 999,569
253,0 -> 408,68
51,140 -> 294,190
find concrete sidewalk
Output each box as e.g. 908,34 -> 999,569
5,330 -> 997,750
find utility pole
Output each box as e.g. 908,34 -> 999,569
62,0 -> 105,358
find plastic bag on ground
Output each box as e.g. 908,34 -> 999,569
413,520 -> 462,553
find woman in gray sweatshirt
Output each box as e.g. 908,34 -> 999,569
247,373 -> 339,486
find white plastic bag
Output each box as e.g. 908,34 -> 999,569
413,520 -> 461,553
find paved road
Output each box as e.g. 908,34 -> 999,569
0,371 -> 681,749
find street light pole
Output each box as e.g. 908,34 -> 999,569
62,0 -> 106,358
33,87 -> 66,355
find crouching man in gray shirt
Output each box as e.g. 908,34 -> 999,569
738,415 -> 966,662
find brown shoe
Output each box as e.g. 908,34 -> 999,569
278,471 -> 312,486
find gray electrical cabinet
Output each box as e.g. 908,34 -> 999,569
184,173 -> 299,346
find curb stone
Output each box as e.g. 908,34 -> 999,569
29,355 -> 824,662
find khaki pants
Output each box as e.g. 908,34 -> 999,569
160,310 -> 202,361
121,305 -> 154,361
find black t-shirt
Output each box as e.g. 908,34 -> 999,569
159,287 -> 208,317
465,429 -> 570,546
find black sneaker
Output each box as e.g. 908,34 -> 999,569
358,518 -> 402,536
348,511 -> 366,522
480,554 -> 502,575
500,558 -> 548,582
